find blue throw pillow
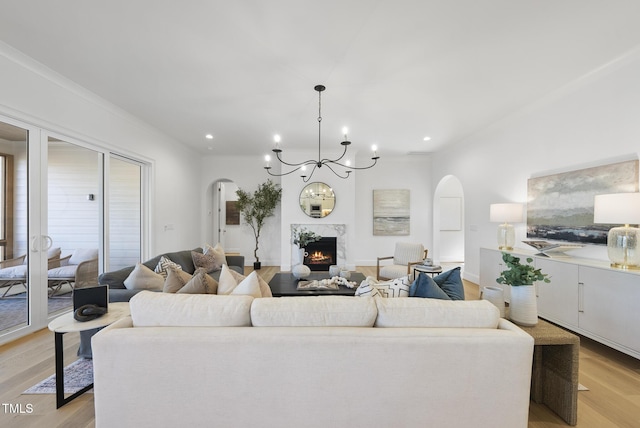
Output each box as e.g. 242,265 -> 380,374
409,273 -> 451,300
433,267 -> 465,300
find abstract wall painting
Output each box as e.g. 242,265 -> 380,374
527,159 -> 638,244
373,189 -> 410,235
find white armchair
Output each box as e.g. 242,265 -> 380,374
376,242 -> 427,280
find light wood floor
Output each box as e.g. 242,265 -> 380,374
1,266 -> 639,428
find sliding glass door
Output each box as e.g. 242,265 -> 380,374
0,114 -> 148,344
0,120 -> 30,336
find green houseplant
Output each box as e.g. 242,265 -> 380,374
496,252 -> 550,286
236,180 -> 282,270
496,252 -> 550,326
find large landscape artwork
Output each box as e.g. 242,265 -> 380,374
527,159 -> 639,244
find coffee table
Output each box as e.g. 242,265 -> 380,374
269,272 -> 365,296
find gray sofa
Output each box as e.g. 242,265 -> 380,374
79,248 -> 244,357
99,248 -> 245,303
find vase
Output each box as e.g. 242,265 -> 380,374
509,285 -> 538,326
292,264 -> 311,279
482,286 -> 505,318
294,248 -> 308,266
329,265 -> 341,277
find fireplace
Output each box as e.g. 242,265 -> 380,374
304,237 -> 337,271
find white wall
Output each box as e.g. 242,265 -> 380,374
431,49 -> 640,283
201,155 -> 282,267
202,152 -> 435,270
0,43 -> 203,256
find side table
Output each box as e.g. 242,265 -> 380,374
517,317 -> 580,426
47,302 -> 130,408
412,265 -> 443,280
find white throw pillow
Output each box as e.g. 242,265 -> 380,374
356,276 -> 410,298
218,265 -> 262,297
124,263 -> 164,291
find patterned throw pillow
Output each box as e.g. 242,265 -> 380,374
162,266 -> 192,293
155,256 -> 183,278
355,276 -> 410,298
191,243 -> 226,273
177,268 -> 218,294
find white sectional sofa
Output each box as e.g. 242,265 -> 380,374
92,292 -> 534,428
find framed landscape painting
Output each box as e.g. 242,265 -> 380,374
373,189 -> 410,235
527,159 -> 639,244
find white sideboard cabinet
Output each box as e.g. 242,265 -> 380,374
480,247 -> 640,360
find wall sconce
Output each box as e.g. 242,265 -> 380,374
593,192 -> 640,269
490,203 -> 524,251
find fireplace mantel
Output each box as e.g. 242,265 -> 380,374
291,224 -> 346,268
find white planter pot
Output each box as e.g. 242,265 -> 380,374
509,285 -> 538,326
293,248 -> 307,266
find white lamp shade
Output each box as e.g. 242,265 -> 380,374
593,193 -> 640,225
490,203 -> 524,223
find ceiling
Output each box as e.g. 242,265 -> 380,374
1,1 -> 640,157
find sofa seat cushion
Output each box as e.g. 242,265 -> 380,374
0,265 -> 27,278
251,296 -> 377,327
47,265 -> 77,279
130,290 -> 253,327
374,298 -> 499,328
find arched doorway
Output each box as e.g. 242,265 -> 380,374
433,175 -> 465,264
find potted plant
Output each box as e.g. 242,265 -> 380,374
291,227 -> 322,266
496,252 -> 550,326
236,180 -> 282,270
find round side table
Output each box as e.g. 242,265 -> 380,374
48,302 -> 130,408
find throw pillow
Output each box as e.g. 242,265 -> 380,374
433,267 -> 465,300
163,267 -> 193,293
155,256 -> 183,278
230,271 -> 262,298
191,243 -> 226,273
177,268 -> 218,294
123,263 -> 164,291
355,276 -> 410,298
217,265 -> 263,297
229,269 -> 273,298
354,279 -> 380,297
409,273 -> 451,300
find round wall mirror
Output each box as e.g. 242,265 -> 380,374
299,182 -> 335,218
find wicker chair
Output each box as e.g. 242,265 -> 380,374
0,255 -> 27,297
376,242 -> 428,280
48,253 -> 99,296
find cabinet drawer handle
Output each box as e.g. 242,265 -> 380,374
578,282 -> 584,313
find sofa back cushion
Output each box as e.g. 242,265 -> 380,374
130,290 -> 253,327
251,296 -> 377,327
374,298 -> 499,328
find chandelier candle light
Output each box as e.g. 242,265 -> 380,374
264,85 -> 379,182
489,203 -> 524,251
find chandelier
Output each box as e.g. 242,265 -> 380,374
264,84 -> 379,182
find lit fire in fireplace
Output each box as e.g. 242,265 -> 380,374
307,251 -> 333,264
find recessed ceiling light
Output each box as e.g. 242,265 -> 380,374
205,134 -> 214,140
423,136 -> 431,141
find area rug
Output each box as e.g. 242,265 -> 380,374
23,358 -> 93,394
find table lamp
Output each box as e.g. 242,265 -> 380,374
593,192 -> 640,269
490,203 -> 524,251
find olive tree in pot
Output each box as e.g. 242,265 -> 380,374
236,180 -> 282,270
496,252 -> 550,326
